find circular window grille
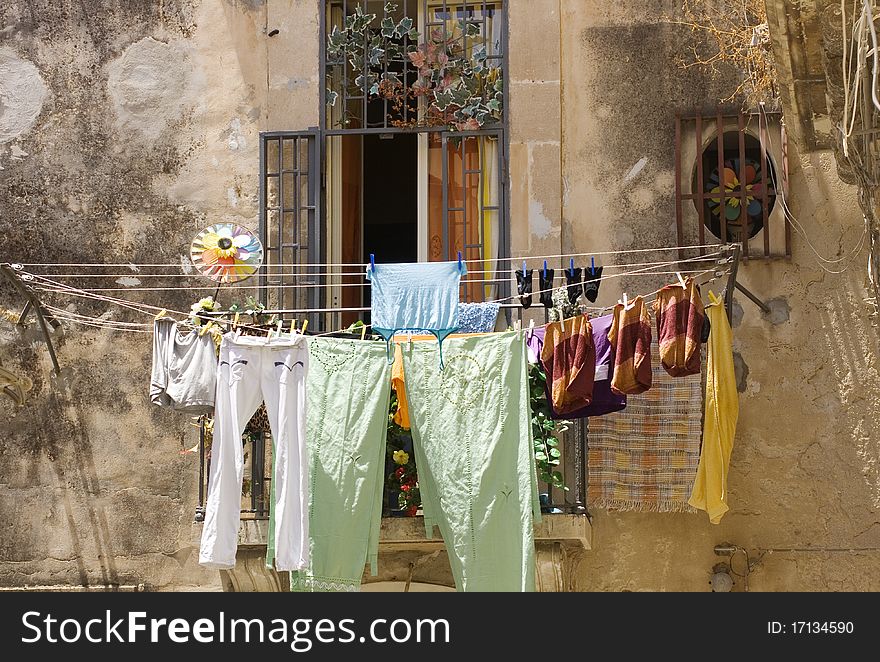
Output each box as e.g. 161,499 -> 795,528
693,132 -> 777,242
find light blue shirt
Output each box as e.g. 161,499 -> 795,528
367,260 -> 467,368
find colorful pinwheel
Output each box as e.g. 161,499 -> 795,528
190,224 -> 263,284
706,158 -> 769,222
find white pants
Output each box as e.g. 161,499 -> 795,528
199,333 -> 309,571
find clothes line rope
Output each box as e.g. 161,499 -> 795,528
31,268 -> 720,294
14,242 -> 730,269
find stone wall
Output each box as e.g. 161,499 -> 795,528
560,1 -> 880,591
0,0 -> 276,590
1,0 -> 878,591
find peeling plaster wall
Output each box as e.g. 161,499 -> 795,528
0,0 -> 273,590
561,1 -> 880,591
3,0 -> 879,593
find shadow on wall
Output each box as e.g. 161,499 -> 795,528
817,266 -> 880,510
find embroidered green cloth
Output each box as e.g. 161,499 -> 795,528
267,337 -> 392,592
402,331 -> 540,592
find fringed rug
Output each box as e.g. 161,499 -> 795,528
587,345 -> 702,513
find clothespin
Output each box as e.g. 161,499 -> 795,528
300,319 -> 308,335
457,251 -> 463,271
360,324 -> 367,341
522,260 -> 527,274
233,312 -> 240,329
370,253 -> 376,274
274,319 -> 283,338
676,271 -> 687,288
198,321 -> 214,337
154,309 -> 168,320
590,256 -> 595,274
528,318 -> 535,331
619,293 -> 629,309
514,319 -> 521,331
543,260 -> 548,278
569,258 -> 575,276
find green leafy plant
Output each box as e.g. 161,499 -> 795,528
529,364 -> 570,491
326,1 -> 503,131
385,391 -> 421,515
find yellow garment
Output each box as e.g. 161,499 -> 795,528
390,332 -> 492,430
688,291 -> 739,523
392,344 -> 411,429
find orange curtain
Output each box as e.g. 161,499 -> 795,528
428,134 -> 485,302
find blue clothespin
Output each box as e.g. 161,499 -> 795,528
370,253 -> 376,273
543,260 -> 548,278
590,256 -> 595,274
522,260 -> 527,274
457,251 -> 463,270
569,257 -> 575,276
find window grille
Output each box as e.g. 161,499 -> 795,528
674,111 -> 790,259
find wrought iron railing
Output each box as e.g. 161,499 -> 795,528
194,386 -> 587,522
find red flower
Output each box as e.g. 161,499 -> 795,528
395,467 -> 405,478
401,484 -> 411,492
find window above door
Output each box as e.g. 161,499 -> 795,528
322,0 -> 506,134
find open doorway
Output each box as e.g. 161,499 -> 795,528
363,134 -> 418,265
337,133 -> 418,325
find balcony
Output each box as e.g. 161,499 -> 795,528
193,414 -> 591,591
191,513 -> 591,592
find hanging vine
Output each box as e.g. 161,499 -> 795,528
326,2 -> 503,131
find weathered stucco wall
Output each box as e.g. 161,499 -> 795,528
561,0 -> 880,591
0,0 -> 276,590
3,0 -> 879,592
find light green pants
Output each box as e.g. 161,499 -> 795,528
267,337 -> 392,591
402,331 -> 540,592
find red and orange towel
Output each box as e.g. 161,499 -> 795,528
608,296 -> 653,395
539,315 -> 596,415
652,277 -> 705,377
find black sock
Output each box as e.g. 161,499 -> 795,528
583,266 -> 603,303
539,269 -> 555,308
515,269 -> 533,309
566,267 -> 583,305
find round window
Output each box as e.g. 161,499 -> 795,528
693,131 -> 777,242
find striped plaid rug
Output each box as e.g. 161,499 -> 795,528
587,345 -> 702,513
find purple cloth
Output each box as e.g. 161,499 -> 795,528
526,315 -> 626,419
526,326 -> 546,364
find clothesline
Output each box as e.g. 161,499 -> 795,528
19,255 -> 727,279
24,251 -> 729,295
15,242 -> 729,269
22,258 -> 731,337
21,251 -> 729,319
31,268 -> 720,293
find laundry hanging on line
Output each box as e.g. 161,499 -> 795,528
366,259 -> 467,368
199,332 -> 310,572
402,330 -> 540,592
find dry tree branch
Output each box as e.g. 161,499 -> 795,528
664,0 -> 778,108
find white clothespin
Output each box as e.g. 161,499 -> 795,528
274,319 -> 283,338
528,318 -> 535,332
676,271 -> 687,288
514,319 -> 521,332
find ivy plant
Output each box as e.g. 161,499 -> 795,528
529,363 -> 570,491
326,1 -> 503,131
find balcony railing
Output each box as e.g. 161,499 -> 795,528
194,386 -> 587,522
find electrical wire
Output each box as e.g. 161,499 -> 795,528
761,105 -> 868,273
